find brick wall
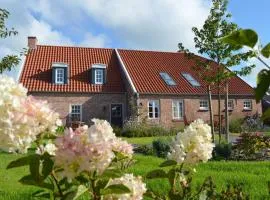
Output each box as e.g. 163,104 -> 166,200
138,94 -> 262,128
30,92 -> 126,125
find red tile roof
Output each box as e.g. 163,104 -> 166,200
117,49 -> 254,95
20,45 -> 125,93
20,45 -> 254,96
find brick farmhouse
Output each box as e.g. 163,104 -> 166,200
19,37 -> 262,128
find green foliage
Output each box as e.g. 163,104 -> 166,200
231,132 -> 270,160
152,138 -> 172,158
261,43 -> 270,58
122,122 -> 179,137
221,29 -> 258,48
179,0 -> 256,82
100,184 -> 131,195
112,125 -> 122,137
221,28 -> 270,110
159,160 -> 177,167
213,143 -> 232,160
229,118 -> 244,133
255,69 -> 270,102
134,144 -> 154,156
0,8 -> 21,74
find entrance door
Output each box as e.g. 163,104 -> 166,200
111,104 -> 123,127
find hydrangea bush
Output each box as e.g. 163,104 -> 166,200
1,76 -> 143,200
146,119 -> 215,199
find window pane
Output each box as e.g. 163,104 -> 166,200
56,68 -> 64,84
181,73 -> 200,87
160,72 -> 176,86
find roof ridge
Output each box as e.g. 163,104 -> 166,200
36,44 -> 114,50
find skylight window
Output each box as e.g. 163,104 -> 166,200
160,72 -> 176,86
181,73 -> 201,87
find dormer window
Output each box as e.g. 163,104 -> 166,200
95,69 -> 104,84
55,68 -> 64,84
91,63 -> 106,84
52,62 -> 68,84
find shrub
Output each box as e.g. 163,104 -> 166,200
231,132 -> 270,160
213,143 -> 232,160
112,125 -> 122,137
229,118 -> 244,133
134,144 -> 154,156
152,138 -> 172,158
122,121 -> 179,137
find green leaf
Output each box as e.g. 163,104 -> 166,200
30,154 -> 41,182
261,43 -> 270,58
41,153 -> 54,179
262,108 -> 270,120
64,185 -> 88,200
100,184 -> 131,195
7,155 -> 35,169
255,69 -> 270,102
221,29 -> 258,48
32,189 -> 51,199
146,169 -> 167,179
19,175 -> 37,186
102,168 -> 122,178
159,160 -> 177,167
19,175 -> 54,190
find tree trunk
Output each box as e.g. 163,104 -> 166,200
225,81 -> 229,143
207,85 -> 215,142
218,83 -> 222,144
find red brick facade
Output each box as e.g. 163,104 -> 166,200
30,92 -> 127,126
137,94 -> 261,128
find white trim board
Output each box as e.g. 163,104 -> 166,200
115,49 -> 137,93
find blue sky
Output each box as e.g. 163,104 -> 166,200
1,0 -> 269,86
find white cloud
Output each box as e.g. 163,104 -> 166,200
79,33 -> 110,48
77,0 -> 211,51
1,0 -> 212,80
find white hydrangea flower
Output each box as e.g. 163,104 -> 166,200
36,143 -> 57,156
168,119 -> 215,164
0,76 -> 61,153
103,174 -> 147,200
55,119 -> 133,181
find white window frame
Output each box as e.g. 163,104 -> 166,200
148,100 -> 160,119
70,104 -> 82,121
55,68 -> 64,84
172,100 -> 184,120
243,99 -> 252,110
95,69 -> 104,84
199,99 -> 209,111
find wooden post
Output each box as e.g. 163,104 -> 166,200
208,85 -> 215,142
225,81 -> 229,143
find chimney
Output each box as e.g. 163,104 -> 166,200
28,36 -> 37,49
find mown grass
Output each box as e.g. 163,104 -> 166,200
122,136 -> 171,145
1,153 -> 270,199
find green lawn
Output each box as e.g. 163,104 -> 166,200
122,136 -> 171,145
1,153 -> 270,199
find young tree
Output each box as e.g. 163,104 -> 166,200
179,0 -> 255,143
0,8 -> 20,73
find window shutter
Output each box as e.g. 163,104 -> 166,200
52,68 -> 56,83
64,67 -> 68,84
91,68 -> 96,84
103,69 -> 106,84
